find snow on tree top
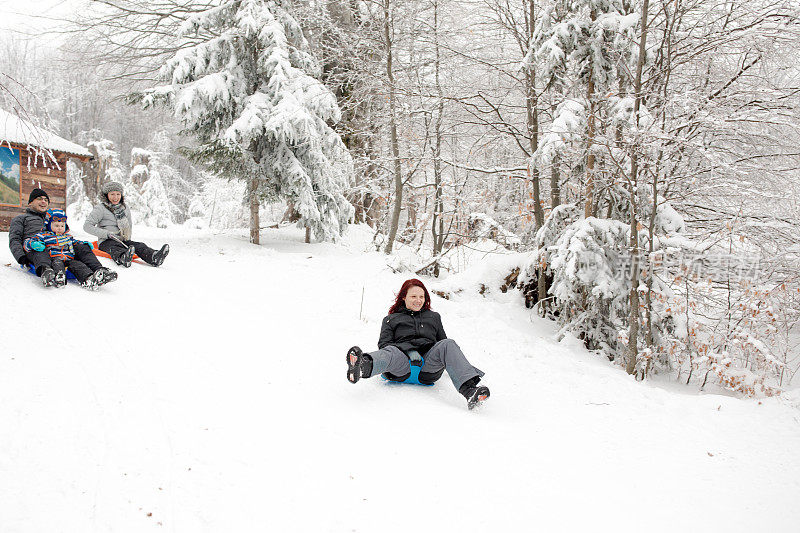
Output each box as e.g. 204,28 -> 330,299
468,213 -> 522,248
131,147 -> 154,160
130,164 -> 149,181
0,108 -> 91,159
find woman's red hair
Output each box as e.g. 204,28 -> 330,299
389,278 -> 432,314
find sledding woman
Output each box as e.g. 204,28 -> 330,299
346,278 -> 490,409
83,181 -> 169,267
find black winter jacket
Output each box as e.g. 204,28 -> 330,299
8,208 -> 47,263
378,306 -> 447,356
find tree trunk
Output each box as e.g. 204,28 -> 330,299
524,0 -> 549,309
282,201 -> 301,223
645,171 -> 656,351
384,0 -> 403,255
431,0 -> 445,277
626,0 -> 650,376
81,142 -> 108,203
627,199 -> 640,376
550,153 -> 561,208
525,0 -> 543,230
432,166 -> 444,276
248,176 -> 260,245
584,9 -> 598,218
585,88 -> 596,218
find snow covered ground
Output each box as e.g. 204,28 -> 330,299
2,225 -> 800,532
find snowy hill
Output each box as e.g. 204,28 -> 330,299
2,225 -> 800,532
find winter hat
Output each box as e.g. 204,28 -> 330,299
100,181 -> 125,203
28,188 -> 50,204
45,208 -> 69,232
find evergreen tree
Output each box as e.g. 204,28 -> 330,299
137,0 -> 354,243
126,147 -> 176,228
65,161 -> 94,222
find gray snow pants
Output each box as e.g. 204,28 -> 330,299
367,339 -> 484,390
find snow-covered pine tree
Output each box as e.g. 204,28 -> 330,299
65,160 -> 94,221
525,0 -> 636,217
147,130 -> 196,223
125,147 -> 176,228
138,175 -> 174,228
119,164 -> 149,224
137,0 -> 354,243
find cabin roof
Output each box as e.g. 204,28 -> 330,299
0,108 -> 92,159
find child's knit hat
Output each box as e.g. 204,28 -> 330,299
45,208 -> 69,232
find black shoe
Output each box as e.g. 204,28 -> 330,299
151,244 -> 169,267
41,268 -> 56,287
459,379 -> 490,410
54,270 -> 67,288
116,245 -> 135,267
346,346 -> 373,384
95,267 -> 118,286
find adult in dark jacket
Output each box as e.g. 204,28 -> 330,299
8,188 -> 105,287
83,181 -> 169,267
346,278 -> 490,409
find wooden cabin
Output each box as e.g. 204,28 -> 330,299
0,109 -> 91,231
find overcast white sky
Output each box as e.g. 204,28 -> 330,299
0,0 -> 81,39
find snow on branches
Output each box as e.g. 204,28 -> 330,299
138,0 -> 353,242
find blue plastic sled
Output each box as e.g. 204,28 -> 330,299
22,264 -> 77,280
381,358 -> 434,386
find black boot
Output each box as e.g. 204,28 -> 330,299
117,245 -> 135,267
81,270 -> 102,291
54,269 -> 67,288
459,377 -> 490,410
40,267 -> 56,288
346,346 -> 373,384
150,244 -> 169,267
95,267 -> 118,286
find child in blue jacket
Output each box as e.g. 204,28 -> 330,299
24,209 -> 117,290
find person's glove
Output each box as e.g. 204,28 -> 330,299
407,350 -> 423,363
30,242 -> 45,252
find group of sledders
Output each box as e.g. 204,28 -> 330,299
346,279 -> 491,410
8,181 -> 169,290
10,186 -> 487,408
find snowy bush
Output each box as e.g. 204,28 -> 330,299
433,251 -> 536,300
667,273 -> 788,397
467,213 -> 521,249
548,217 -> 632,355
535,203 -> 582,250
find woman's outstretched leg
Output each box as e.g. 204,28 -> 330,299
128,240 -> 169,266
346,345 -> 410,383
421,339 -> 483,390
422,339 -> 489,408
99,239 -> 135,267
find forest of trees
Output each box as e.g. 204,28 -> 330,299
2,0 -> 799,394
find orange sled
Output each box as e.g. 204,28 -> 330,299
91,241 -> 145,264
